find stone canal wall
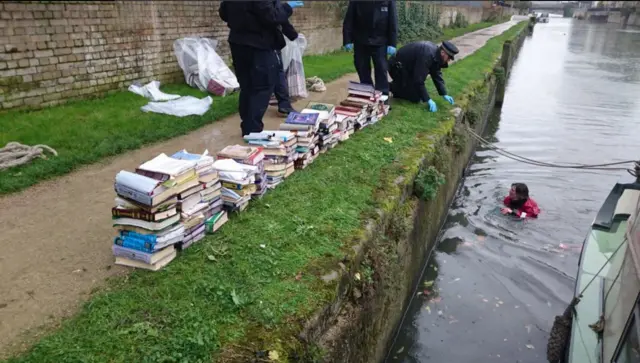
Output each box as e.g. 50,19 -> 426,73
303,24 -> 531,363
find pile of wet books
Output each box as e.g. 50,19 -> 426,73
170,149 -> 226,239
243,131 -> 296,188
279,111 -> 321,169
136,154 -> 200,250
212,157 -> 257,213
111,153 -> 201,270
340,81 -> 384,130
334,106 -> 358,142
217,144 -> 265,200
302,102 -> 337,153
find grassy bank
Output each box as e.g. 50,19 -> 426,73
0,21 -> 503,196
5,21 -> 526,363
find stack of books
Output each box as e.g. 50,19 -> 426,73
243,131 -> 297,188
135,154 -> 204,250
340,81 -> 384,130
212,158 -> 257,213
279,111 -> 321,170
112,167 -> 190,271
170,149 -> 224,239
217,145 -> 266,199
334,105 -> 359,142
302,102 -> 338,153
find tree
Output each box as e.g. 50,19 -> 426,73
513,0 -> 532,12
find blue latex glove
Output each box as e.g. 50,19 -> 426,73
344,43 -> 354,51
427,99 -> 437,112
387,46 -> 396,56
287,1 -> 304,8
443,95 -> 454,105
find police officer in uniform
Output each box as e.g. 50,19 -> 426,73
388,40 -> 459,112
342,0 -> 398,99
219,1 -> 303,136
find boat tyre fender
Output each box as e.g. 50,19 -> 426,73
547,297 -> 580,363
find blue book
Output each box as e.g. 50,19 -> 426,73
119,229 -> 158,243
114,235 -> 156,253
285,112 -> 319,126
171,150 -> 202,161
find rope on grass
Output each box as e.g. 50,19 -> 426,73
0,142 -> 58,171
306,76 -> 326,92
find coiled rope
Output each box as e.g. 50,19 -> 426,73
0,142 -> 58,171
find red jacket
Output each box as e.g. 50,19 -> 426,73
503,196 -> 540,218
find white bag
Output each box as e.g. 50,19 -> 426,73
281,34 -> 308,100
173,37 -> 239,96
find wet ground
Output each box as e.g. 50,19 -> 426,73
387,19 -> 640,363
0,22 -> 519,356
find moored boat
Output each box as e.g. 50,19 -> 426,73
548,169 -> 640,362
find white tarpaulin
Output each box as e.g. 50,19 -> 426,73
173,37 -> 239,96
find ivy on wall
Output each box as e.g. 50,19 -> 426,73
451,12 -> 469,28
320,1 -> 458,44
397,1 -> 443,43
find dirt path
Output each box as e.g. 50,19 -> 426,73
0,21 -> 518,356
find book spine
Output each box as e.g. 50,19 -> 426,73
221,182 -> 246,190
286,119 -> 318,126
115,184 -> 152,206
114,236 -> 155,253
112,245 -> 154,264
112,208 -> 156,222
119,230 -> 157,243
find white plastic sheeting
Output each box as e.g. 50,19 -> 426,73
173,37 -> 239,96
141,96 -> 213,117
128,81 -> 181,102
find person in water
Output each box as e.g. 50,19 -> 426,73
501,183 -> 540,219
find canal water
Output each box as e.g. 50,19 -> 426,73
386,19 -> 640,363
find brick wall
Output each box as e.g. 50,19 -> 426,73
0,1 -> 343,110
0,1 -> 504,111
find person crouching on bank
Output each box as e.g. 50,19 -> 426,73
388,41 -> 459,112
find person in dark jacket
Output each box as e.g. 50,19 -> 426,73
273,21 -> 298,117
388,41 -> 459,112
343,0 -> 398,98
219,1 -> 302,136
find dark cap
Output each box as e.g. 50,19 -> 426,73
441,41 -> 459,60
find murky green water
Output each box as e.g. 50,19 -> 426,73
387,18 -> 640,363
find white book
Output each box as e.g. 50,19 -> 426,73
138,153 -> 196,177
115,171 -> 163,195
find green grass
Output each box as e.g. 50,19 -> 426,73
5,22 -> 526,363
0,21 -> 504,196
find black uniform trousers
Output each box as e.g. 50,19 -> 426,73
354,43 -> 389,95
230,43 -> 279,136
388,58 -> 421,103
274,50 -> 292,110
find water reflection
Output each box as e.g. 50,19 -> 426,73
387,18 -> 640,363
